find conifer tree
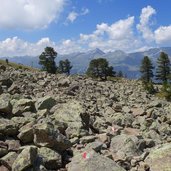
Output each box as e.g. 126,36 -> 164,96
140,56 -> 154,82
39,47 -> 57,74
156,52 -> 170,83
57,59 -> 72,75
86,58 -> 115,80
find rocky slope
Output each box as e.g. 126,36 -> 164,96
0,64 -> 171,171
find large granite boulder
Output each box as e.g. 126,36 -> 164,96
33,122 -> 71,152
144,143 -> 171,171
38,147 -> 62,170
52,100 -> 88,138
68,151 -> 126,171
110,134 -> 141,160
12,99 -> 36,115
36,96 -> 56,111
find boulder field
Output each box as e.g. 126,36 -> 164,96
0,65 -> 171,171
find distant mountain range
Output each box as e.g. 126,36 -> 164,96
1,47 -> 171,78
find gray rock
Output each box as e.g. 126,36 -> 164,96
11,116 -> 35,129
12,146 -> 37,171
58,78 -> 70,87
5,139 -> 21,151
68,151 -> 126,171
0,118 -> 18,136
17,122 -> 34,143
85,141 -> 104,152
0,93 -> 12,114
12,99 -> 36,115
53,100 -> 88,138
33,122 -> 71,152
0,152 -> 18,170
80,135 -> 97,144
144,143 -> 171,171
36,96 -> 56,110
38,147 -> 62,170
110,134 -> 141,159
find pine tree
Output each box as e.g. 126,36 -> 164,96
117,70 -> 124,77
57,59 -> 72,75
64,59 -> 72,75
140,56 -> 154,82
156,52 -> 170,83
39,47 -> 57,74
58,60 -> 65,73
86,58 -> 115,80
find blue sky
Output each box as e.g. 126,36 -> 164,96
0,0 -> 171,56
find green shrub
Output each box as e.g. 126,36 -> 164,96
143,81 -> 155,94
160,82 -> 171,101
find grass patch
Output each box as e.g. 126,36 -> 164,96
0,59 -> 38,72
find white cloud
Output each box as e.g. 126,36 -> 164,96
0,0 -> 65,29
154,26 -> 171,45
67,11 -> 78,23
0,37 -> 83,56
66,8 -> 89,23
137,5 -> 156,42
80,16 -> 140,52
0,37 -> 55,56
1,5 -> 171,57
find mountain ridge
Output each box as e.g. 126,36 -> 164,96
1,47 -> 171,78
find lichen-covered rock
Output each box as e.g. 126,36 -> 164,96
0,118 -> 18,136
17,122 -> 34,143
36,96 -> 56,110
11,116 -> 35,129
12,146 -> 37,171
53,100 -> 88,138
0,93 -> 12,114
58,78 -> 70,87
38,147 -> 62,170
33,122 -> 71,151
68,151 -> 126,171
5,139 -> 21,151
12,99 -> 36,115
0,152 -> 18,170
110,134 -> 141,159
144,143 -> 171,171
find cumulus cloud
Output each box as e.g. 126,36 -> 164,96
154,26 -> 171,45
137,5 -> 156,42
0,37 -> 83,57
1,5 -> 171,56
66,8 -> 89,23
0,0 -> 65,29
80,16 -> 140,52
0,37 -> 55,56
